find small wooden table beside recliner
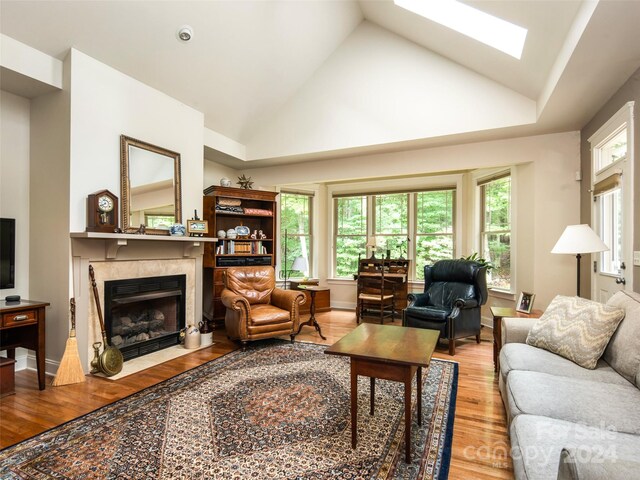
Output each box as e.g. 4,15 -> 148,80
220,266 -> 306,347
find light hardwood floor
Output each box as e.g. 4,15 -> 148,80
0,310 -> 513,479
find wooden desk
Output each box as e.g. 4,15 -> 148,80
356,258 -> 410,310
0,300 -> 49,390
491,306 -> 543,373
325,324 -> 439,463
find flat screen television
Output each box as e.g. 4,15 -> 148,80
0,218 -> 16,289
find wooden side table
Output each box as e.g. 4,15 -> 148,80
491,306 -> 543,373
294,286 -> 328,340
290,280 -> 331,315
0,299 -> 49,390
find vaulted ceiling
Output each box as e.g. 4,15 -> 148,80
2,0 -> 640,166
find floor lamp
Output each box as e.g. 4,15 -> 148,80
551,224 -> 609,297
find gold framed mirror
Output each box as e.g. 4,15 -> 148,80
120,135 -> 182,235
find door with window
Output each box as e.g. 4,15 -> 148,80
590,102 -> 634,302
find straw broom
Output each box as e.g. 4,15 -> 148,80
51,298 -> 86,386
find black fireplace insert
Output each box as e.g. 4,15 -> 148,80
104,274 -> 186,361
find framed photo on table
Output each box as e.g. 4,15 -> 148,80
516,292 -> 535,314
187,220 -> 208,237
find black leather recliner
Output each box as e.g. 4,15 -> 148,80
403,259 -> 488,356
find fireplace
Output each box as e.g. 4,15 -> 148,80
104,274 -> 186,361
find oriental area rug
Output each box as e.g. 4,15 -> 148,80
0,341 -> 458,480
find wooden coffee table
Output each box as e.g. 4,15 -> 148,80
325,323 -> 440,463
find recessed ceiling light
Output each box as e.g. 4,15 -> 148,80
176,25 -> 194,42
394,0 -> 527,59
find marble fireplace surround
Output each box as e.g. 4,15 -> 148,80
71,233 -> 217,372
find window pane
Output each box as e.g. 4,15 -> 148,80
376,235 -> 407,259
335,236 -> 365,277
337,197 -> 366,235
483,233 -> 511,290
415,235 -> 454,280
375,194 -> 407,235
282,234 -> 311,277
281,192 -> 312,279
600,188 -> 622,275
597,129 -> 627,171
281,193 -> 310,234
417,190 -> 454,234
483,177 -> 511,232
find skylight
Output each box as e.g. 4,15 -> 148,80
394,0 -> 528,59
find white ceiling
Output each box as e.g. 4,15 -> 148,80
2,0 -> 640,166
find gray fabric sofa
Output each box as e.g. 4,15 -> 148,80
498,290 -> 640,480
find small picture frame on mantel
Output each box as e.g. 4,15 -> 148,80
187,220 -> 208,237
516,292 -> 535,314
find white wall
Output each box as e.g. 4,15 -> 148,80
22,49 -> 208,372
245,21 -> 536,160
245,131 -> 581,313
29,52 -> 72,373
203,158 -> 240,191
0,91 -> 30,298
0,90 -> 32,368
68,49 -> 204,232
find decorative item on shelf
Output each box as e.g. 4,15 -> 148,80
114,227 -> 123,234
136,224 -> 146,235
193,209 -> 200,220
366,236 -> 377,260
235,225 -> 250,238
251,230 -> 258,239
258,230 -> 267,239
226,228 -> 237,239
551,224 -> 609,297
516,292 -> 536,314
217,229 -> 226,239
220,177 -> 232,187
237,174 -> 254,189
169,223 -> 186,236
86,189 -> 118,233
187,220 -> 208,237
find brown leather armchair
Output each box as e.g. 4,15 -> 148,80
221,266 -> 306,347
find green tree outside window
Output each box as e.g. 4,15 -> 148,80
280,192 -> 312,278
481,176 -> 511,290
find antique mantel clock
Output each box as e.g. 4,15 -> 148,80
86,189 -> 118,233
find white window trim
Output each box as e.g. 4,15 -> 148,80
473,167 -> 516,294
588,101 -> 635,295
276,185 -> 319,282
327,174 -> 464,280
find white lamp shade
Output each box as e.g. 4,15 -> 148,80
551,224 -> 609,254
291,255 -> 309,273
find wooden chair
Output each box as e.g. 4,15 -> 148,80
356,258 -> 397,324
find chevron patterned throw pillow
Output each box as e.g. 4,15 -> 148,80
526,295 -> 625,369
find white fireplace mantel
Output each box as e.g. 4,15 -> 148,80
70,232 -> 216,372
70,232 -> 217,259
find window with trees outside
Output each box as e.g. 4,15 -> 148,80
334,189 -> 455,279
480,174 -> 511,290
415,190 -> 455,280
280,192 -> 312,278
335,196 -> 367,278
374,193 -> 408,262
